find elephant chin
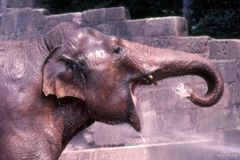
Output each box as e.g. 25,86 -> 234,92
127,109 -> 141,132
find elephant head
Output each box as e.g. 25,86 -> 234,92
42,22 -> 224,132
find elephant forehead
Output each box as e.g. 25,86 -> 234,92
77,29 -> 105,44
88,49 -> 109,59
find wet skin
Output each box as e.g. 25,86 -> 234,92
0,22 -> 224,159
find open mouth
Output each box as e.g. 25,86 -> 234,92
130,82 -> 138,106
130,74 -> 156,105
127,74 -> 156,132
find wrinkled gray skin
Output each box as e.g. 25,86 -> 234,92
0,22 -> 224,159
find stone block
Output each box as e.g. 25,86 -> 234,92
154,109 -> 195,133
193,108 -> 237,133
0,15 -> 2,32
129,36 -> 173,49
6,0 -> 35,8
96,16 -> 188,38
94,22 -> 119,36
96,20 -> 145,37
0,0 -> 3,12
215,60 -> 238,83
28,9 -> 48,34
44,12 -> 83,32
1,14 -> 14,35
0,8 -> 48,39
148,93 -> 231,134
142,17 -> 188,37
136,84 -> 184,113
82,8 -> 106,26
65,127 -> 95,150
138,100 -> 162,137
170,36 -> 211,55
129,36 -> 210,55
105,7 -> 130,21
15,9 -> 32,36
223,129 -> 240,147
82,7 -> 129,26
228,82 -> 240,105
209,39 -> 240,60
125,17 -> 187,37
12,8 -> 47,39
92,122 -> 138,147
122,20 -> 146,37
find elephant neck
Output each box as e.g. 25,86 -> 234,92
38,36 -> 55,59
55,97 -> 95,149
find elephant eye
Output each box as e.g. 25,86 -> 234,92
113,46 -> 123,55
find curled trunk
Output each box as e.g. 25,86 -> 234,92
128,44 -> 224,107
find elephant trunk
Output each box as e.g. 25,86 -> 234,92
128,44 -> 224,107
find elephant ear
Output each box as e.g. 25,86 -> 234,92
42,52 -> 86,101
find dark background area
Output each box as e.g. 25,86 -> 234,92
40,0 -> 240,38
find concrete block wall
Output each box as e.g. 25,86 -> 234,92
0,5 -> 131,39
0,5 -> 188,40
1,1 -> 240,157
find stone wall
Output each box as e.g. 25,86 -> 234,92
1,1 -> 240,158
0,3 -> 131,39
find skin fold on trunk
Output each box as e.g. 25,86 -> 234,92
127,42 -> 224,107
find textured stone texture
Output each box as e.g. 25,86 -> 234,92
216,60 -> 238,83
209,39 -> 240,60
223,129 -> 240,147
0,8 -> 48,39
0,7 -> 187,40
6,0 -> 35,8
0,6 -> 132,39
1,13 -> 14,35
0,0 -> 3,12
228,82 -> 240,106
130,36 -> 211,55
44,12 -> 83,31
82,7 -> 130,26
96,17 -> 188,38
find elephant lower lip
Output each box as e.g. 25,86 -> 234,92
128,83 -> 141,132
127,109 -> 141,132
132,94 -> 137,106
130,82 -> 138,106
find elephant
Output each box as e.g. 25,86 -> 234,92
0,22 -> 223,160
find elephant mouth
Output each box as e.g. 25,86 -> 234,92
128,74 -> 156,131
130,74 -> 157,107
130,82 -> 138,106
131,74 -> 156,93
